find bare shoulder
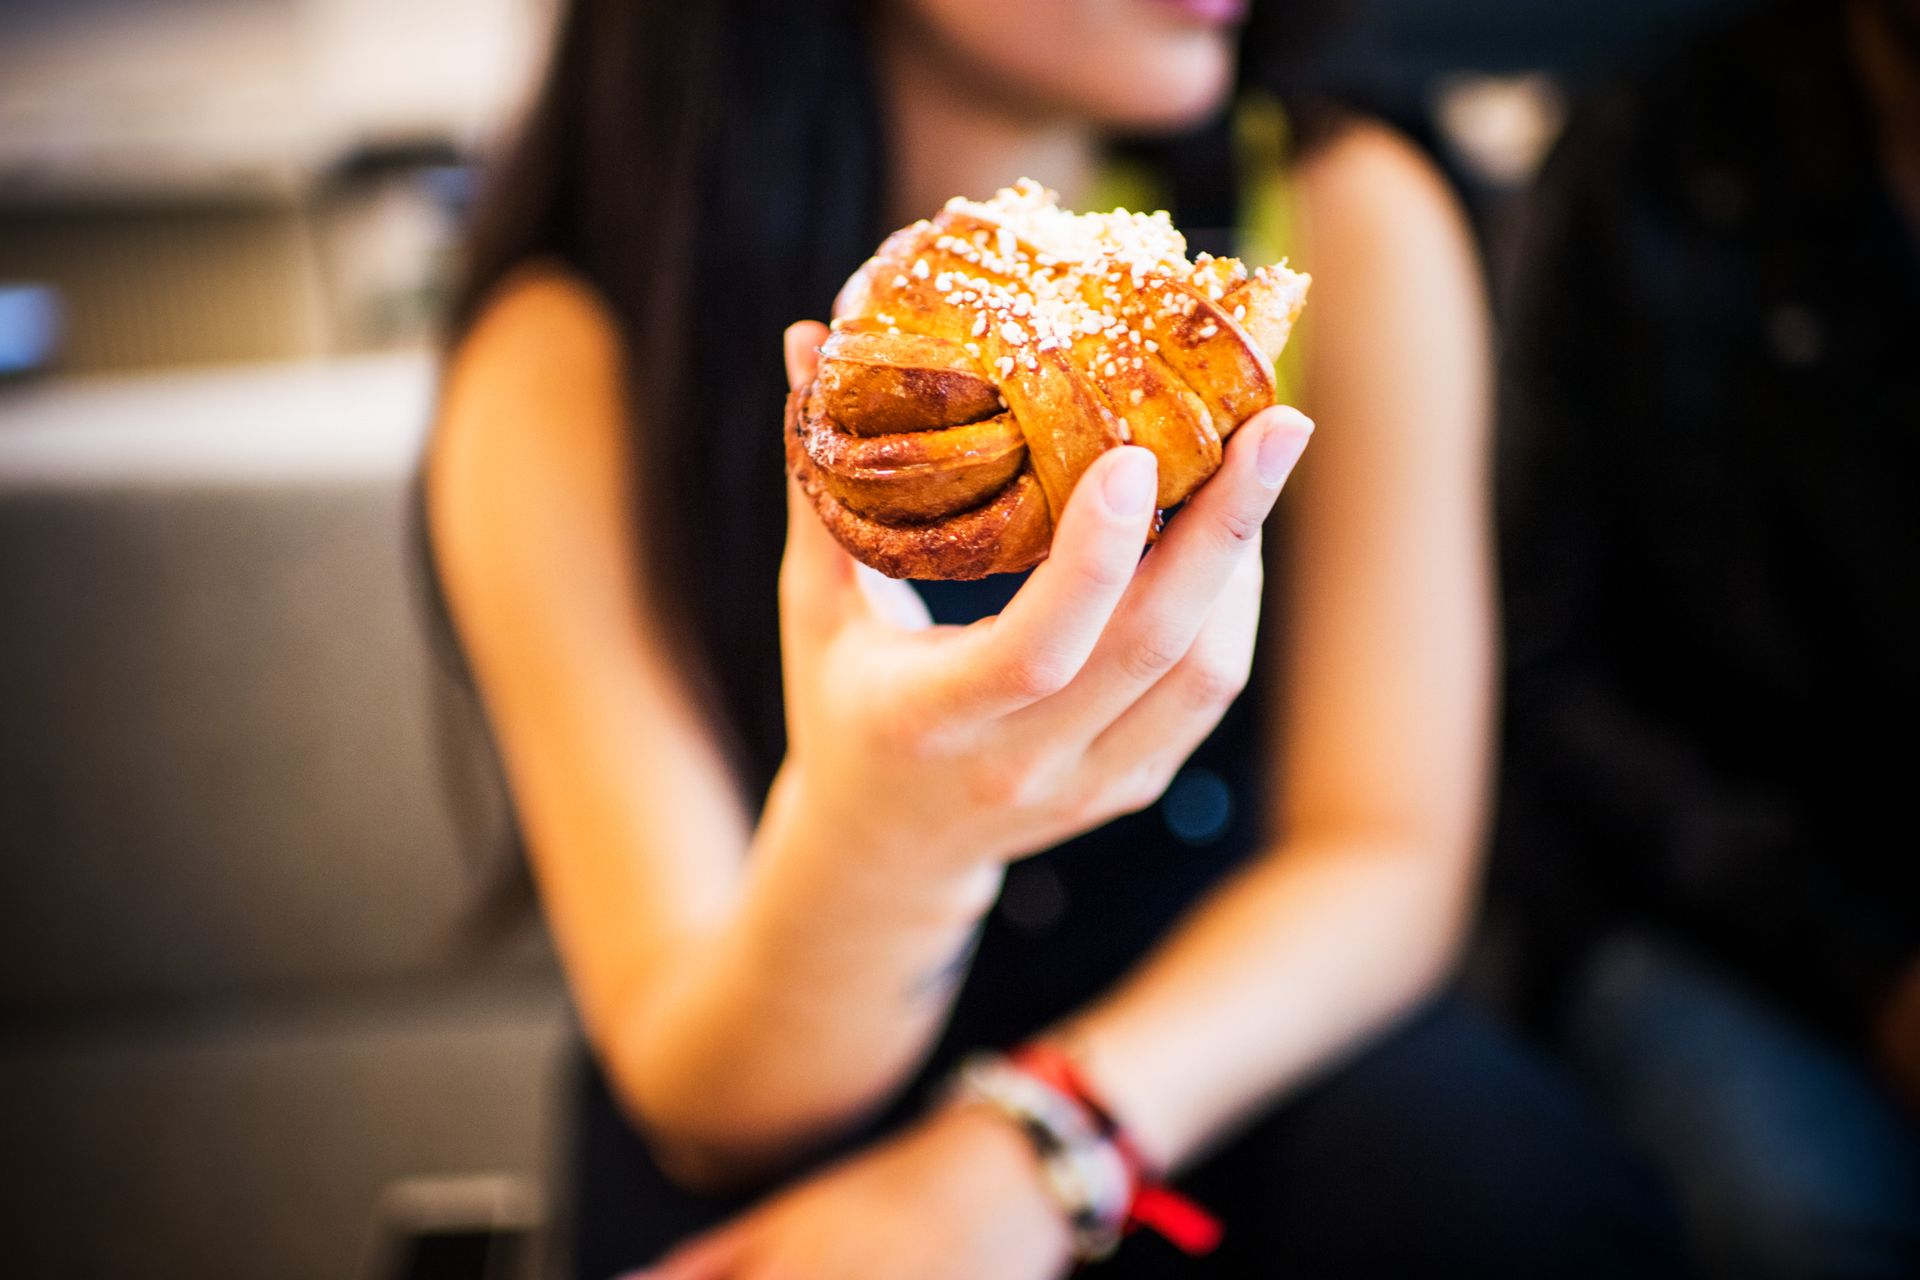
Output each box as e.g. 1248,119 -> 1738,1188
1294,117 -> 1473,262
430,260 -> 630,513
1283,116 -> 1489,473
428,259 -> 643,610
440,260 -> 625,423
1288,117 -> 1487,400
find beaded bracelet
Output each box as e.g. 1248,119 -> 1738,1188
945,1044 -> 1222,1262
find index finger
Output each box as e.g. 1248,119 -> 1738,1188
1017,404 -> 1311,734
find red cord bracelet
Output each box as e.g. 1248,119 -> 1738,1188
1008,1042 -> 1224,1257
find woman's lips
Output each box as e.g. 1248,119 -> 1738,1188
1142,0 -> 1250,25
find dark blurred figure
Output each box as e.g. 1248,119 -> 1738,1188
1497,0 -> 1920,1276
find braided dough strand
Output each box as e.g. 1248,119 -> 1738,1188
789,180 -> 1309,580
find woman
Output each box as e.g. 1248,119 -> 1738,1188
426,1 -> 1681,1276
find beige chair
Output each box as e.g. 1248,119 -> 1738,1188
0,353 -> 572,1280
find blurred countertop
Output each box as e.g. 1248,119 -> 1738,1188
0,350 -> 437,485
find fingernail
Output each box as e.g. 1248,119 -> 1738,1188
1102,448 -> 1157,516
1256,420 -> 1311,487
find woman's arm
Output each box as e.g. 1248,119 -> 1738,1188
1045,122 -> 1496,1169
429,274 -> 1003,1188
428,270 -> 1310,1189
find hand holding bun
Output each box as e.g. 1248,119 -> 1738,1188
786,179 -> 1310,579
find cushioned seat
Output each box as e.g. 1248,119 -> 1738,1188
0,353 -> 569,1280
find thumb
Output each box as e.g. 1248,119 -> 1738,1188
782,319 -> 907,645
780,319 -> 863,642
781,455 -> 865,650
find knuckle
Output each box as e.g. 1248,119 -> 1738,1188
1061,758 -> 1170,828
1117,625 -> 1190,685
1068,546 -> 1136,594
1001,651 -> 1073,701
1211,504 -> 1266,553
1184,652 -> 1250,707
964,761 -> 1021,810
1108,761 -> 1176,817
1064,780 -> 1119,830
967,751 -> 1050,810
875,706 -> 937,759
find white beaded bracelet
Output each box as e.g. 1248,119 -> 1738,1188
945,1051 -> 1135,1261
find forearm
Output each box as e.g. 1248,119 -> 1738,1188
1019,109 -> 1499,1184
1048,834 -> 1476,1172
604,762 -> 1004,1187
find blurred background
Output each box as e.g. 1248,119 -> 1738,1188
0,1 -> 1762,1277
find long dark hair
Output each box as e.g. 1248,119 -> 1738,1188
439,0 -> 1348,814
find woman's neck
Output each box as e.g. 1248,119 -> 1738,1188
873,11 -> 1100,229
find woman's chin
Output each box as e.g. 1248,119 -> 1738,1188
1089,59 -> 1236,134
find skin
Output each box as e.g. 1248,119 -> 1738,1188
877,0 -> 1238,224
1852,0 -> 1920,1113
1852,0 -> 1920,234
429,0 -> 1492,1275
1880,964 -> 1920,1120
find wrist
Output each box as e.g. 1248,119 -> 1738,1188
942,1044 -> 1224,1263
770,757 -> 1005,918
920,1097 -> 1078,1258
1042,1015 -> 1179,1173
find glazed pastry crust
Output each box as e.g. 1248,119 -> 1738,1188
789,180 -> 1310,580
